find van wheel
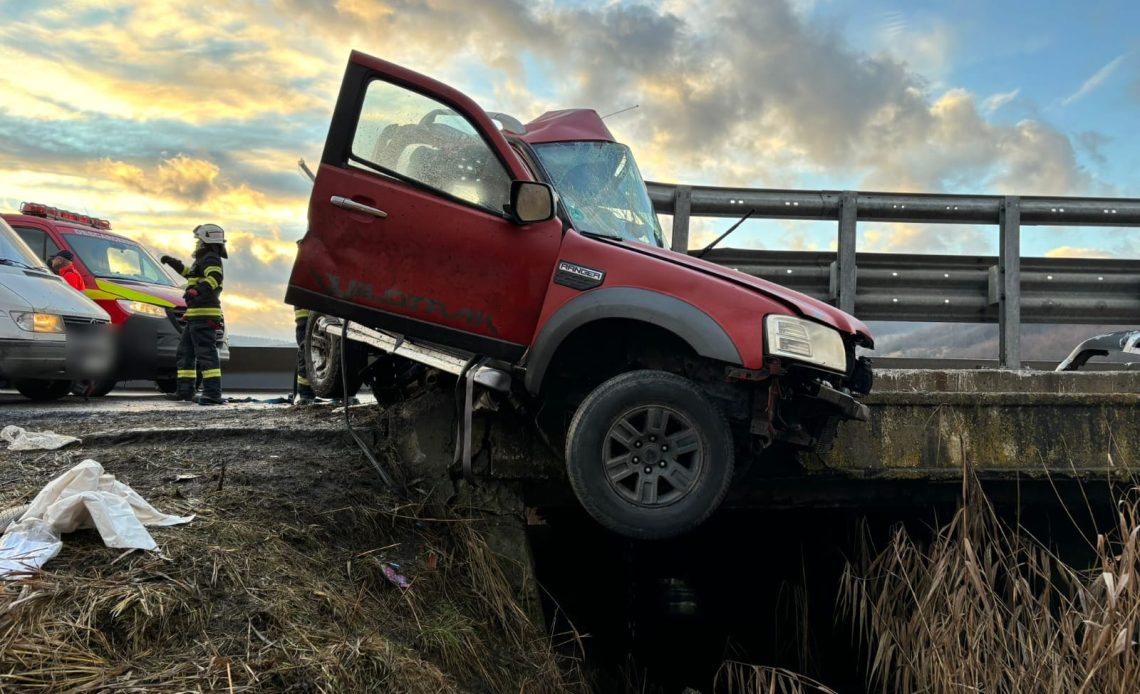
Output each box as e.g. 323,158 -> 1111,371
565,370 -> 734,540
12,379 -> 73,401
304,314 -> 365,399
71,379 -> 117,397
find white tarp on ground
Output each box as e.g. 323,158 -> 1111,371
1,425 -> 80,451
0,460 -> 193,578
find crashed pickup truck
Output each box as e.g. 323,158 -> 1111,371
286,51 -> 875,539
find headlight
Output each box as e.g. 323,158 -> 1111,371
765,315 -> 847,373
118,300 -> 167,318
11,311 -> 65,333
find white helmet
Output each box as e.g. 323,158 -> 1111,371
193,223 -> 225,245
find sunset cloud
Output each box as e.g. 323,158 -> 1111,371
91,156 -> 222,203
0,0 -> 1129,340
1044,246 -> 1113,259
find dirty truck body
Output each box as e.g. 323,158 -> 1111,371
286,51 -> 875,539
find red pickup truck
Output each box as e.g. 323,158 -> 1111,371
287,52 -> 874,539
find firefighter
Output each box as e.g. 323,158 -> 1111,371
160,224 -> 227,405
293,307 -> 316,405
49,250 -> 85,291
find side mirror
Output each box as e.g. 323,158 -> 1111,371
509,181 -> 556,224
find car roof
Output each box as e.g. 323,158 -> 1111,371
1,213 -> 139,245
518,109 -> 616,145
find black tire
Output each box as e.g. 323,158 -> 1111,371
71,379 -> 117,397
155,377 -> 177,394
369,356 -> 426,406
12,379 -> 73,401
565,370 -> 735,540
304,313 -> 365,399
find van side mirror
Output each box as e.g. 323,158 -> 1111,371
508,181 -> 556,224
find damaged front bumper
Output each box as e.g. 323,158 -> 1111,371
739,357 -> 873,452
807,380 -> 870,421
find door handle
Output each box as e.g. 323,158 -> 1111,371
331,195 -> 389,219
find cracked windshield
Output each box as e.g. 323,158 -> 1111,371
535,142 -> 665,247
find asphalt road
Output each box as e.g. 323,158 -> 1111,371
0,389 -> 377,439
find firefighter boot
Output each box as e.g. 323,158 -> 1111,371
165,372 -> 196,402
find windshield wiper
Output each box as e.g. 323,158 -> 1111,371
578,229 -> 624,242
0,258 -> 35,270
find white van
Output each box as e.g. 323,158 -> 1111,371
0,217 -> 112,400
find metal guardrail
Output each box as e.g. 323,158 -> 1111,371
117,347 -> 297,392
221,346 -> 296,390
700,249 -> 1140,324
648,182 -> 1140,368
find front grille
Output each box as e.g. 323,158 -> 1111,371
63,316 -> 110,332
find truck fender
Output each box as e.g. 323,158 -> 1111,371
523,287 -> 743,395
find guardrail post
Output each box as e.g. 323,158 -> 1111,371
832,190 -> 858,314
999,196 -> 1021,369
671,185 -> 691,253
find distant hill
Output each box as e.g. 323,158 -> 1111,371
869,321 -> 1138,362
228,335 -> 295,348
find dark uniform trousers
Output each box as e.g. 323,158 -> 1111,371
174,248 -> 225,401
177,319 -> 222,400
294,308 -> 315,399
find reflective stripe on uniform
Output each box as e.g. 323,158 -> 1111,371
177,369 -> 197,379
185,307 -> 223,318
180,266 -> 192,277
204,265 -> 223,278
297,375 -> 310,386
294,308 -> 311,320
201,368 -> 222,379
204,276 -> 220,289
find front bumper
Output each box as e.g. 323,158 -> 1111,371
0,338 -> 69,379
738,358 -> 872,451
0,324 -> 115,381
805,381 -> 870,421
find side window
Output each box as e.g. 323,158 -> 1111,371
349,80 -> 512,215
12,226 -> 46,260
45,236 -> 61,260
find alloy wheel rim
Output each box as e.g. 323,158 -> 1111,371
602,405 -> 704,508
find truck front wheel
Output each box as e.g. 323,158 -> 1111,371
565,370 -> 734,540
304,314 -> 365,399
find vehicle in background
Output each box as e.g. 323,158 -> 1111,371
2,203 -> 229,396
287,53 -> 874,540
0,217 -> 112,400
1056,330 -> 1140,371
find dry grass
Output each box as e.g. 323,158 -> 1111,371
714,662 -> 837,693
841,476 -> 1140,693
0,487 -> 582,693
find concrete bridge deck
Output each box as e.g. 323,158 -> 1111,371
825,369 -> 1140,479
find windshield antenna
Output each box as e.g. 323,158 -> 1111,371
601,104 -> 640,120
695,208 -> 755,259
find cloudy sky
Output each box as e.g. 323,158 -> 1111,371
1,0 -> 1137,341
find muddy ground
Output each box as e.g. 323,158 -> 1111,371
0,391 -> 581,692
